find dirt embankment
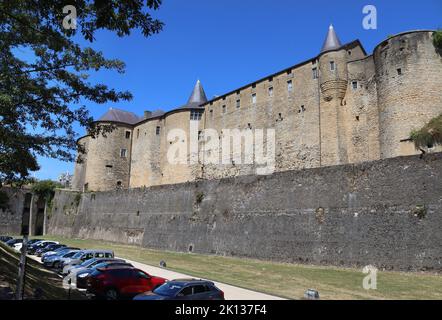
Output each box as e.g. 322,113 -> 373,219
0,242 -> 84,300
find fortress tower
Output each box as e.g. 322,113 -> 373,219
72,28 -> 442,192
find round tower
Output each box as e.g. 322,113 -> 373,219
374,31 -> 442,158
83,108 -> 139,191
318,25 -> 349,166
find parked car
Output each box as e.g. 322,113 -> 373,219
61,250 -> 114,274
133,279 -> 225,300
42,247 -> 80,261
27,239 -> 44,246
0,236 -> 13,243
66,258 -> 126,275
86,266 -> 166,300
27,241 -> 59,255
75,260 -> 133,289
36,244 -> 66,257
43,249 -> 80,268
5,238 -> 22,247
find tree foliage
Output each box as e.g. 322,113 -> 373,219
31,179 -> 62,202
410,114 -> 442,150
0,0 -> 164,184
433,30 -> 442,51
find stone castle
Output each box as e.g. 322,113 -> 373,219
72,27 -> 442,192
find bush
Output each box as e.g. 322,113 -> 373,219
410,114 -> 442,150
433,30 -> 442,51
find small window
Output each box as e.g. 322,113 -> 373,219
330,61 -> 335,71
236,99 -> 240,109
287,80 -> 293,92
137,129 -> 140,139
209,110 -> 213,119
312,67 -> 318,79
268,76 -> 273,82
268,87 -> 273,97
156,126 -> 160,135
222,105 -> 226,114
352,81 -> 358,90
190,111 -> 202,120
252,83 -> 256,89
251,93 -> 256,104
125,131 -> 131,139
348,50 -> 352,55
397,68 -> 402,75
287,69 -> 292,75
120,149 -> 127,158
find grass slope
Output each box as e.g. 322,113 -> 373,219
0,241 -> 84,300
38,236 -> 442,300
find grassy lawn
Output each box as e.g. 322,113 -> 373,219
35,235 -> 442,300
0,242 -> 84,300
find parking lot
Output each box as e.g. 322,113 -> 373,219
3,236 -> 284,300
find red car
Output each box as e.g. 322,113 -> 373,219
86,266 -> 167,300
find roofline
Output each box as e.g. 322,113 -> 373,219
201,39 -> 365,106
373,29 -> 435,53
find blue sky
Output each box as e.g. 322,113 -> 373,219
34,0 -> 442,180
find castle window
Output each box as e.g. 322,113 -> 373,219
352,81 -> 358,90
120,149 -> 127,158
330,61 -> 335,71
156,126 -> 160,135
287,69 -> 292,75
287,80 -> 293,92
137,129 -> 140,139
251,93 -> 257,105
236,99 -> 240,109
348,50 -> 352,55
397,68 -> 402,75
268,87 -> 273,97
312,67 -> 318,79
125,131 -> 131,139
268,76 -> 273,82
210,109 -> 213,119
252,83 -> 256,89
190,110 -> 202,120
222,105 -> 226,114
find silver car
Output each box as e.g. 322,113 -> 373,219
62,250 -> 114,275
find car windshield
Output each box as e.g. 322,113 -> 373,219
80,258 -> 97,267
153,283 -> 184,297
72,251 -> 84,259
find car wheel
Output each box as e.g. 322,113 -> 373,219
105,288 -> 119,301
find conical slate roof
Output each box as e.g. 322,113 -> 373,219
321,24 -> 342,53
183,80 -> 208,108
98,108 -> 141,124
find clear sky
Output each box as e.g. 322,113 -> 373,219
34,0 -> 442,180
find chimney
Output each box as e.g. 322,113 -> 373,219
144,110 -> 152,119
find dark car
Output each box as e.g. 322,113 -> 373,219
27,239 -> 44,246
27,241 -> 58,255
75,261 -> 133,289
36,244 -> 66,257
42,247 -> 80,262
133,279 -> 225,300
86,266 -> 167,300
0,236 -> 13,243
5,238 -> 22,247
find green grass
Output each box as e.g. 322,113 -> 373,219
35,235 -> 442,300
0,241 -> 84,300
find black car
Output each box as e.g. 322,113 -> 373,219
36,244 -> 66,257
133,279 -> 225,300
5,238 -> 22,247
27,241 -> 58,255
0,236 -> 13,243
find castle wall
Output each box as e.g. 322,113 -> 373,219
344,55 -> 381,163
375,31 -> 442,158
84,124 -> 133,191
71,136 -> 89,191
49,153 -> 442,271
130,118 -> 164,188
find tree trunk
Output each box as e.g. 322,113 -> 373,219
28,193 -> 35,237
43,198 -> 48,235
